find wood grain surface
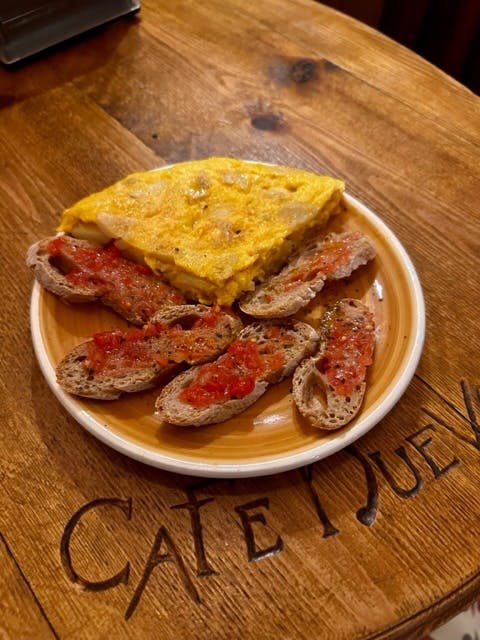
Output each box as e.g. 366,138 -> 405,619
0,1 -> 479,638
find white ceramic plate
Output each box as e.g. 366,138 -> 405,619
30,192 -> 425,478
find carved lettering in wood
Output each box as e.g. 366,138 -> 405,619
60,497 -> 132,591
299,464 -> 339,537
369,447 -> 424,498
423,380 -> 480,451
406,425 -> 460,479
125,526 -> 200,620
57,379 -> 479,620
346,445 -> 379,526
171,481 -> 218,577
234,497 -> 284,562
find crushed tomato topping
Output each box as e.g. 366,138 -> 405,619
47,236 -> 185,319
179,327 -> 287,408
85,311 -> 230,375
316,310 -> 374,396
285,232 -> 361,288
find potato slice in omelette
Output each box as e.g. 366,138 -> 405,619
58,157 -> 344,304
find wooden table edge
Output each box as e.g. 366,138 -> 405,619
366,568 -> 480,639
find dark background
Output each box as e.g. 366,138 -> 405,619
320,0 -> 480,94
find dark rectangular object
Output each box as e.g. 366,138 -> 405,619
0,0 -> 140,64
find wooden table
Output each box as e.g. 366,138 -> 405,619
1,1 -> 479,638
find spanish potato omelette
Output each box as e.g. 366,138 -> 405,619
59,157 -> 344,304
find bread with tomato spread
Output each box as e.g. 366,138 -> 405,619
56,305 -> 243,400
155,320 -> 318,427
239,231 -> 375,318
26,235 -> 186,325
292,298 -> 375,429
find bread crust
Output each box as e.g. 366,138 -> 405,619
155,320 -> 318,427
239,231 -> 375,318
56,305 -> 243,400
292,298 -> 374,430
27,238 -> 99,303
27,235 -> 185,324
56,342 -> 178,400
155,369 -> 269,426
31,229 -> 376,426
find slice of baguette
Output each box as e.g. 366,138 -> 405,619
56,305 -> 243,400
27,235 -> 185,325
239,231 -> 375,318
156,369 -> 269,427
292,298 -> 375,430
27,237 -> 98,303
56,342 -> 178,401
155,320 -> 318,427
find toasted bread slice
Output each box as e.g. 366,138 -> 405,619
292,298 -> 375,430
27,235 -> 185,325
155,320 -> 318,427
155,369 -> 270,427
239,231 -> 375,318
56,305 -> 242,400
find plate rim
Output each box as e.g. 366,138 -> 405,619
30,191 -> 425,478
